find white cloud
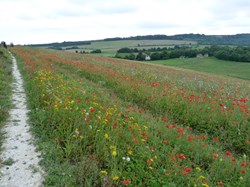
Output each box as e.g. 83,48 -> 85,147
0,0 -> 249,44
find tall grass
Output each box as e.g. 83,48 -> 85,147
0,48 -> 12,153
11,46 -> 250,186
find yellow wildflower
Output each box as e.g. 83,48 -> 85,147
196,167 -> 201,171
199,175 -> 205,180
202,184 -> 209,187
128,150 -> 133,155
112,150 -> 117,156
112,176 -> 119,181
104,133 -> 109,139
100,170 -> 108,175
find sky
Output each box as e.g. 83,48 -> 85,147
0,0 -> 250,45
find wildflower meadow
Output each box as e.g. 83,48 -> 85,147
10,46 -> 250,186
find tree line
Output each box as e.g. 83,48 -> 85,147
115,46 -> 250,62
104,34 -> 250,46
28,41 -> 91,48
207,46 -> 250,62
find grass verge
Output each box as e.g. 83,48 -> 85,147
0,48 -> 12,160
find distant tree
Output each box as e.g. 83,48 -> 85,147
136,52 -> 145,61
150,52 -> 162,60
65,46 -> 80,50
117,47 -> 132,53
133,48 -> 139,53
91,49 -> 102,53
161,51 -> 170,59
174,45 -> 180,50
125,53 -> 136,60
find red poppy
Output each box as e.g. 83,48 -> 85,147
141,132 -> 146,136
123,179 -> 131,185
213,137 -> 219,142
225,151 -> 231,156
183,168 -> 191,175
177,128 -> 183,133
188,136 -> 194,141
213,153 -> 219,158
90,108 -> 95,112
112,122 -> 118,128
217,181 -> 223,186
54,138 -> 59,142
162,118 -> 168,122
179,153 -> 186,160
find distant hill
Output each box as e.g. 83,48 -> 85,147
27,41 -> 91,48
104,34 -> 250,46
28,33 -> 250,47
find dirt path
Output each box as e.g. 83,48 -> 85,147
0,52 -> 44,187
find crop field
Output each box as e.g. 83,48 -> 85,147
150,57 -> 250,80
66,39 -> 197,52
10,46 -> 250,186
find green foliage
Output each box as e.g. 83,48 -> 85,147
65,46 -> 80,50
210,46 -> 250,62
91,49 -> 102,53
116,45 -> 250,63
136,51 -> 145,61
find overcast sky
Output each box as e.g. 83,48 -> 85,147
0,0 -> 250,44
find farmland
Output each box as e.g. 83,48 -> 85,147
10,46 -> 250,186
62,39 -> 197,54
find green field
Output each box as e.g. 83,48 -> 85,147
148,57 -> 250,80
